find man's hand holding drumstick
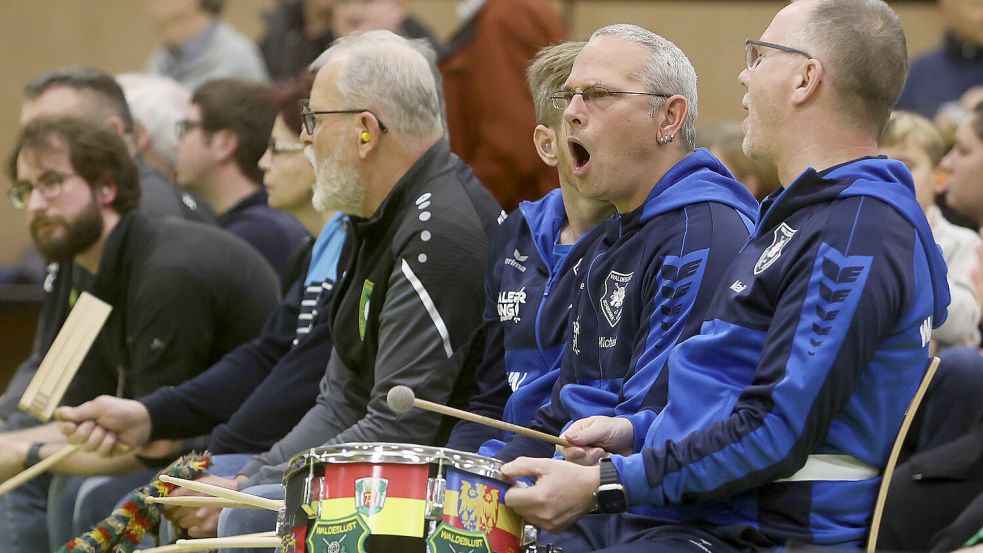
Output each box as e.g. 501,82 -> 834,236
55,395 -> 153,455
556,415 -> 635,465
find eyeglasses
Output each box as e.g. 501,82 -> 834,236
744,39 -> 813,72
8,171 -> 77,210
549,86 -> 670,110
299,102 -> 389,136
175,119 -> 204,139
268,138 -> 306,157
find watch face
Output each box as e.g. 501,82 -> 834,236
596,485 -> 628,514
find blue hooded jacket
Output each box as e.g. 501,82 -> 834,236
497,148 -> 759,461
610,157 -> 950,548
446,188 -> 606,453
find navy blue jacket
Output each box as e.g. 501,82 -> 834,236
498,149 -> 759,461
141,215 -> 346,454
611,157 -> 951,548
217,190 -> 310,279
446,189 -> 604,452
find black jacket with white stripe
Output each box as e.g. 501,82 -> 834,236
239,139 -> 502,487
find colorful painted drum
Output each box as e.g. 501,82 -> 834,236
278,443 -> 526,553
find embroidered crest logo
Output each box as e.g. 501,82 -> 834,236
754,223 -> 797,275
358,280 -> 374,340
306,513 -> 368,553
458,480 -> 499,533
600,271 -> 634,328
354,477 -> 388,516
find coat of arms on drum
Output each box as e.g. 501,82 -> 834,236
458,480 -> 499,532
354,477 -> 388,516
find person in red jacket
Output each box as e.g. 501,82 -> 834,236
440,0 -> 566,212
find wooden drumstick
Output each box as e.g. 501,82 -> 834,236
0,444 -> 79,497
0,439 -> 132,497
144,495 -> 282,510
141,532 -> 278,552
387,386 -> 572,448
157,475 -> 283,511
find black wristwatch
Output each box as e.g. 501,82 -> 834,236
594,457 -> 628,514
24,442 -> 44,469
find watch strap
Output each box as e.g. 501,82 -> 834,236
24,442 -> 44,469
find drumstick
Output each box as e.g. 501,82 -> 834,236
175,532 -> 280,550
144,495 -> 281,509
387,386 -> 572,448
0,439 -> 132,497
0,444 -> 79,497
158,475 -> 283,511
141,532 -> 278,552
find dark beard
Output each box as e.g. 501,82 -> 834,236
30,199 -> 104,262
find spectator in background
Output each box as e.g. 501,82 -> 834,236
20,66 -> 210,223
879,111 -> 981,349
896,0 -> 983,120
175,78 -> 309,277
261,75 -> 324,238
878,103 -> 983,553
696,120 -> 780,201
116,73 -> 190,182
939,101 -> 983,229
144,0 -> 269,91
332,0 -> 435,46
440,0 -> 566,212
259,0 -> 336,82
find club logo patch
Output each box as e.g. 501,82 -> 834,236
754,223 -> 797,275
354,477 -> 388,516
600,271 -> 634,327
358,280 -> 374,340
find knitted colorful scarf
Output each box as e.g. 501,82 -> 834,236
57,451 -> 212,553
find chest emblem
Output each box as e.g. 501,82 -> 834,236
497,287 -> 526,323
600,270 -> 634,328
754,222 -> 797,275
358,279 -> 374,340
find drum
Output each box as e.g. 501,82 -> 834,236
277,443 -> 527,553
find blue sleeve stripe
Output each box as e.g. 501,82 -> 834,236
844,197 -> 863,254
617,248 -> 710,415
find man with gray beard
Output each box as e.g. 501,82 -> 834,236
62,30 -> 502,540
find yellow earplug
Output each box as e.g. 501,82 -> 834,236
361,131 -> 371,142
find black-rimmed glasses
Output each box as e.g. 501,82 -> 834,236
549,86 -> 671,110
299,102 -> 389,136
745,39 -> 813,72
8,171 -> 77,210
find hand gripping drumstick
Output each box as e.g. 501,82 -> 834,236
157,475 -> 283,511
387,386 -> 572,448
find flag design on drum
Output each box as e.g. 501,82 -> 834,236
441,468 -> 523,553
317,462 -> 429,537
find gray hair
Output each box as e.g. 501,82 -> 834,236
116,73 -> 190,166
309,31 -> 442,147
790,0 -> 907,132
591,24 -> 699,149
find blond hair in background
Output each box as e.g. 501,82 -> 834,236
697,121 -> 779,201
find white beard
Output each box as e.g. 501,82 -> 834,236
312,151 -> 367,217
